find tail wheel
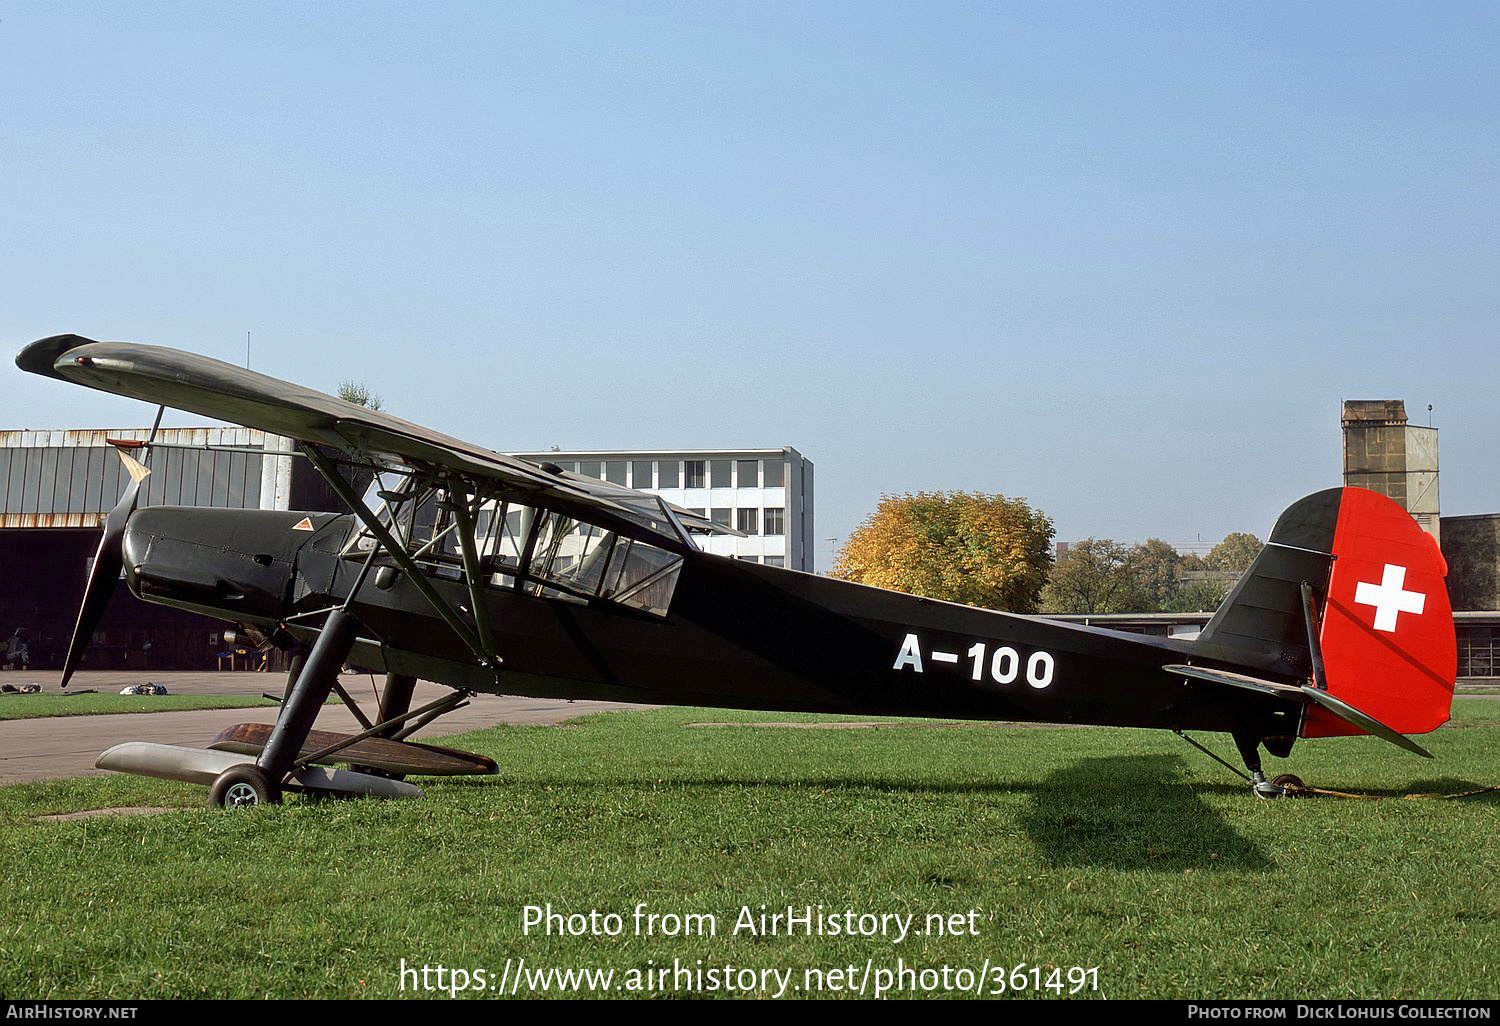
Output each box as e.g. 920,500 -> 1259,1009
1271,773 -> 1306,795
210,765 -> 282,808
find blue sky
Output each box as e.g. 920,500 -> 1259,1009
3,2 -> 1496,569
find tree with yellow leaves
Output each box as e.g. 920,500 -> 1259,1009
832,492 -> 1055,612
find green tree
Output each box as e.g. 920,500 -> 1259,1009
1039,532 -> 1258,615
1163,577 -> 1229,613
1040,538 -> 1146,614
833,492 -> 1054,612
1131,538 -> 1185,611
1205,531 -> 1261,574
337,380 -> 384,410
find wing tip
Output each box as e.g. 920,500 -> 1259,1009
15,334 -> 98,380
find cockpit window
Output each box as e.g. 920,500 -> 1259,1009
600,539 -> 682,616
342,480 -> 682,616
525,514 -> 682,614
346,471 -> 409,553
407,490 -> 441,554
531,518 -> 615,593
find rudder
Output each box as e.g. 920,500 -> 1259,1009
1305,487 -> 1455,738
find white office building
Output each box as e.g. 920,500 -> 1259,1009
511,447 -> 815,571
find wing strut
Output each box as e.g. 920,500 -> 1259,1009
445,489 -> 500,665
300,444 -> 498,674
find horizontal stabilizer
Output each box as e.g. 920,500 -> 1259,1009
1162,664 -> 1434,758
1163,663 -> 1305,698
1299,686 -> 1433,758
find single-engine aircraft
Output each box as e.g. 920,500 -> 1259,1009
16,335 -> 1457,805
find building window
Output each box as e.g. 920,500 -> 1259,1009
764,507 -> 785,536
580,460 -> 602,479
1459,625 -> 1495,678
764,459 -> 784,487
711,508 -> 731,528
659,461 -> 680,488
710,460 -> 731,487
685,461 -> 706,488
736,460 -> 758,488
688,508 -> 706,517
632,461 -> 653,489
765,555 -> 785,568
737,555 -> 760,563
737,508 -> 759,535
605,461 -> 627,486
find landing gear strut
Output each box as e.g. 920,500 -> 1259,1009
376,673 -> 418,737
209,608 -> 362,807
1233,733 -> 1287,799
259,608 -> 360,781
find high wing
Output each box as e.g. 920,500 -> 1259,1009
16,334 -> 737,547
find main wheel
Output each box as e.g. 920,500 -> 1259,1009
210,765 -> 282,808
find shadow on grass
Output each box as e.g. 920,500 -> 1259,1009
1019,755 -> 1273,872
426,751 -> 1499,804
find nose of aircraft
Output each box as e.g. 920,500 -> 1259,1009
121,506 -> 311,623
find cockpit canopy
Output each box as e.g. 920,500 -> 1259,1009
342,472 -> 684,616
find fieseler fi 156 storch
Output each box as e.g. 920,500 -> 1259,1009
16,335 -> 1457,806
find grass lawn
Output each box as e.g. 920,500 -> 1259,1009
0,700 -> 1495,1000
0,693 -> 282,721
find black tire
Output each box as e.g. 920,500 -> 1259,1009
210,765 -> 282,808
1271,773 -> 1306,795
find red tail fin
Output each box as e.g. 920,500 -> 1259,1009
1304,487 -> 1456,739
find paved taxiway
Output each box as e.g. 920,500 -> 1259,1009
0,670 -> 653,785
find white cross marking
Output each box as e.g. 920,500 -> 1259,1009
1353,563 -> 1426,633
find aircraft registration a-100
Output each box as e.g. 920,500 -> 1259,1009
15,335 -> 1457,806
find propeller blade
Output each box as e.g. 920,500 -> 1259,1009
60,452 -> 150,687
118,448 -> 151,485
